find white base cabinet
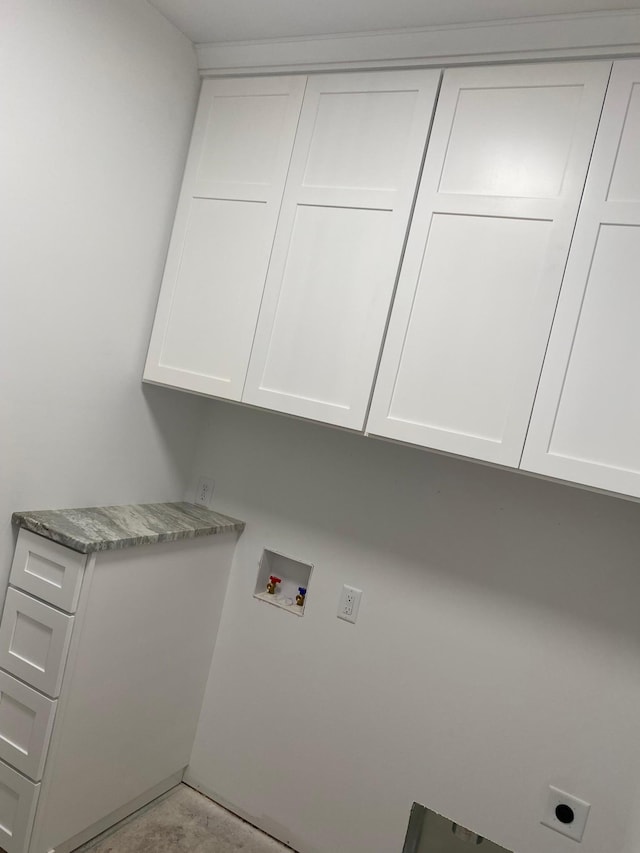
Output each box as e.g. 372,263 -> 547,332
0,528 -> 238,853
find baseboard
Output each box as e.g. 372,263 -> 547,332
50,770 -> 184,853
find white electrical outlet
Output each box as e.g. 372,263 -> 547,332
195,476 -> 215,507
337,585 -> 362,623
541,786 -> 591,842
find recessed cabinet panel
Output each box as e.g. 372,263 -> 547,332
0,760 -> 39,853
0,590 -> 73,698
158,198 -> 271,383
607,83 -> 640,202
11,614 -> 52,671
144,76 -> 306,401
0,672 -> 56,781
544,226 -> 640,468
196,94 -> 292,189
368,61 -> 611,466
439,84 -> 584,198
10,530 -> 85,613
388,214 -> 551,443
302,90 -> 420,190
257,205 -> 394,410
244,69 -> 441,428
522,60 -> 640,497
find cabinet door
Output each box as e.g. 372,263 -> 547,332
243,70 -> 441,429
144,76 -> 306,400
521,60 -> 640,496
367,62 -> 611,466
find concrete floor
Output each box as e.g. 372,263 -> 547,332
73,784 -> 293,853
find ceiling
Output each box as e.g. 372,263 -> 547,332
147,0 -> 640,44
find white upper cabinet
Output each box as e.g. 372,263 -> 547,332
367,62 -> 611,466
521,60 -> 640,497
242,70 -> 441,429
144,76 -> 305,400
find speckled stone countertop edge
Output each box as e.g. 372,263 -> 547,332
12,502 -> 245,555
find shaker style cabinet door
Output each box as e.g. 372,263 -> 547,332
521,60 -> 640,496
367,62 -> 611,466
242,70 -> 441,429
144,76 -> 306,400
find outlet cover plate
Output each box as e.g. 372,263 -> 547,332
541,785 -> 591,842
337,585 -> 362,623
195,476 -> 214,507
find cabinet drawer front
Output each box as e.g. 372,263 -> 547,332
0,759 -> 39,853
0,590 -> 74,698
0,671 -> 56,781
10,530 -> 85,613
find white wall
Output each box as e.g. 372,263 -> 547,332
7,6 -> 640,851
0,2 -> 204,577
187,401 -> 640,853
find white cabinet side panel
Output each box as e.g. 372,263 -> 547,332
144,76 -> 305,400
522,60 -> 640,498
244,69 -> 441,429
368,61 -> 611,466
30,535 -> 236,853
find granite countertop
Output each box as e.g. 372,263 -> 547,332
12,502 -> 245,554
